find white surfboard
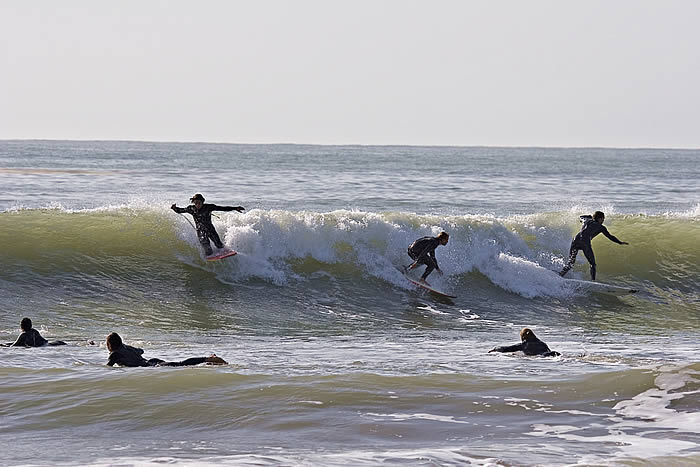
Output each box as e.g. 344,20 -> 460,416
400,267 -> 456,298
564,278 -> 638,296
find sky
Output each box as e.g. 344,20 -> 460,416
1,1 -> 699,148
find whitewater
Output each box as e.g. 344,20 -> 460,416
1,140 -> 698,466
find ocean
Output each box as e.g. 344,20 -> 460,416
1,140 -> 698,466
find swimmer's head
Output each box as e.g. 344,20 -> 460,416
106,332 -> 123,352
20,317 -> 32,331
520,328 -> 537,341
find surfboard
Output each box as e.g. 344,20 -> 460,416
401,267 -> 456,298
564,278 -> 638,296
206,250 -> 237,261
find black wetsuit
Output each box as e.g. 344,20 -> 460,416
560,215 -> 624,281
408,236 -> 441,280
10,329 -> 66,347
490,338 -> 560,357
107,344 -> 207,367
171,203 -> 238,255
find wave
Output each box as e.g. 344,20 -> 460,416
1,206 -> 698,299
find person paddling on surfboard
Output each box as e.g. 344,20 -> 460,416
106,332 -> 227,367
559,211 -> 628,281
406,231 -> 449,285
171,194 -> 244,257
488,328 -> 560,357
6,317 -> 66,347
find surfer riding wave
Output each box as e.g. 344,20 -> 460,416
559,211 -> 628,281
406,232 -> 449,285
171,193 -> 245,256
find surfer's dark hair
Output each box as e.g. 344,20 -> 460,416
520,328 -> 536,341
190,193 -> 205,202
20,317 -> 32,331
593,211 -> 605,220
437,232 -> 449,241
106,332 -> 123,352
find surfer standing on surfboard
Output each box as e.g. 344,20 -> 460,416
406,232 -> 449,285
171,194 -> 245,256
559,211 -> 628,281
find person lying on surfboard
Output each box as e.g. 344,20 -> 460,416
171,193 -> 244,257
106,332 -> 227,367
4,317 -> 66,347
559,211 -> 628,281
488,328 -> 560,357
406,231 -> 449,285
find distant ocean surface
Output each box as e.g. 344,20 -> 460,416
1,140 -> 699,466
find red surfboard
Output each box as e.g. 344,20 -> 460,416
206,250 -> 238,261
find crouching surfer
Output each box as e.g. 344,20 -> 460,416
106,332 -> 227,367
171,193 -> 245,256
3,318 -> 66,347
406,232 -> 449,285
488,328 -> 560,357
559,211 -> 628,281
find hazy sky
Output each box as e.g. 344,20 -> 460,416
2,1 -> 699,147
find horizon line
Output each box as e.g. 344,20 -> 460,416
1,137 -> 699,151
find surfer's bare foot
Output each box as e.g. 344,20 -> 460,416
206,354 -> 227,365
419,279 -> 431,286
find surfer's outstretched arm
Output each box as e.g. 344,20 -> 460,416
171,204 -> 189,214
488,343 -> 523,353
601,227 -> 628,245
211,204 -> 245,213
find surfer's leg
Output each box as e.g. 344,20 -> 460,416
405,249 -> 419,270
197,231 -> 213,256
559,244 -> 579,276
582,244 -> 596,281
209,229 -> 224,249
420,258 -> 436,280
155,357 -> 207,367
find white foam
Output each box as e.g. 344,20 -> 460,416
664,203 -> 700,219
364,412 -> 472,425
528,363 -> 700,461
178,209 -> 583,298
613,365 -> 700,433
